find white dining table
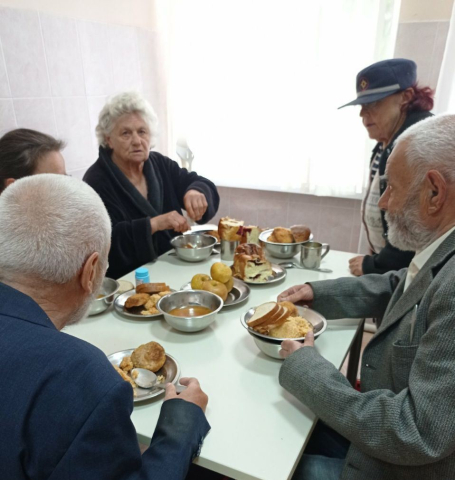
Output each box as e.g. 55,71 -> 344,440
66,249 -> 361,480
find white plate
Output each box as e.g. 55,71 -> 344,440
114,289 -> 175,319
240,264 -> 287,285
180,278 -> 250,307
108,349 -> 180,403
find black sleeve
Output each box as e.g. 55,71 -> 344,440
362,241 -> 414,275
165,157 -> 220,224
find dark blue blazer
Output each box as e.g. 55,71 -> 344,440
0,282 -> 210,480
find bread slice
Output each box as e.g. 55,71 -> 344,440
136,283 -> 169,294
247,302 -> 280,328
218,217 -> 244,241
268,307 -> 290,329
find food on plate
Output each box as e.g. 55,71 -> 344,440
125,293 -> 151,309
290,224 -> 311,242
224,276 -> 234,293
202,279 -> 228,301
191,273 -> 211,290
119,355 -> 133,373
113,341 -> 168,397
267,225 -> 312,244
210,262 -> 232,283
278,301 -> 299,317
141,294 -> 162,315
268,227 -> 294,243
117,279 -> 135,294
239,225 -> 262,245
232,243 -> 273,283
268,316 -> 313,339
205,230 -> 220,242
218,217 -> 244,241
247,301 -> 314,338
168,306 -> 214,317
136,282 -> 170,294
131,341 -> 166,372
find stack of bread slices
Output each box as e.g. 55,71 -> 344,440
247,302 -> 290,334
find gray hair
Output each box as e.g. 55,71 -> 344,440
95,91 -> 158,149
398,114 -> 455,186
0,174 -> 111,284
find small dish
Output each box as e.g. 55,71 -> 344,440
107,349 -> 180,402
89,277 -> 120,316
170,234 -> 218,262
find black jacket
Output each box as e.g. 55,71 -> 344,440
84,148 -> 219,279
362,110 -> 433,274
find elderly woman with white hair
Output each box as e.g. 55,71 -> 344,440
84,91 -> 220,279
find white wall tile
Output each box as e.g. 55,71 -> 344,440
53,97 -> 94,172
109,24 -> 143,93
0,99 -> 16,136
86,95 -> 107,153
0,39 -> 10,98
13,98 -> 57,136
429,21 -> 450,90
0,7 -> 50,97
77,20 -> 114,96
40,13 -> 85,97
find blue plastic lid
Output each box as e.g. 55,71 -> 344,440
135,267 -> 149,279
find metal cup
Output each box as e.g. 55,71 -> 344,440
220,239 -> 239,261
300,242 -> 330,270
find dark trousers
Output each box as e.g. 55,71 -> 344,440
292,421 -> 350,480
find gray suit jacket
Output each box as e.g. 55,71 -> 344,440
279,231 -> 455,480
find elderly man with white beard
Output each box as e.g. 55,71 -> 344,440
0,174 -> 210,480
277,114 -> 455,480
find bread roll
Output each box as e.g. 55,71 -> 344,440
290,225 -> 311,243
218,217 -> 244,241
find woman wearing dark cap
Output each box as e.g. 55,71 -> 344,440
0,129 -> 66,194
340,58 -> 433,276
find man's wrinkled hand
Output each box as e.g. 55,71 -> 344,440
349,255 -> 364,276
165,377 -> 208,413
277,284 -> 314,304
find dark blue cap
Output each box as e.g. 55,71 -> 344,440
338,58 -> 417,109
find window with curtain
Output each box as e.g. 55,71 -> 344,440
155,0 -> 400,198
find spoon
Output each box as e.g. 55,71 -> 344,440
132,368 -> 187,393
278,262 -> 333,273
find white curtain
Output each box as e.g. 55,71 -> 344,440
155,0 -> 400,198
434,3 -> 455,114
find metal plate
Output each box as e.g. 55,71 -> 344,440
114,289 -> 175,319
240,264 -> 287,285
180,277 -> 250,307
240,305 -> 327,342
108,349 -> 180,403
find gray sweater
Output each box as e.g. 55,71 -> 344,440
280,231 -> 455,480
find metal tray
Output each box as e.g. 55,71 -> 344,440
180,277 -> 250,307
108,349 -> 180,403
240,264 -> 287,285
114,289 -> 175,319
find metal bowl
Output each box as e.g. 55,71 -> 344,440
240,305 -> 327,359
170,234 -> 217,262
259,228 -> 313,259
157,290 -> 223,332
89,277 -> 120,316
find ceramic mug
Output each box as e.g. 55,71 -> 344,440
300,242 -> 330,269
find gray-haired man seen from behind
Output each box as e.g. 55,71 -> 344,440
0,174 -> 210,480
278,114 -> 455,480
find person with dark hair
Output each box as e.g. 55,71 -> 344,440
0,128 -> 66,193
339,59 -> 434,276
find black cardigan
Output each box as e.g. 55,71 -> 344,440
84,148 -> 219,279
362,110 -> 433,274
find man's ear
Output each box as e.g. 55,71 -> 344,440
5,178 -> 15,188
80,252 -> 99,294
425,170 -> 447,214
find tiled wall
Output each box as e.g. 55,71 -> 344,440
0,6 -> 164,178
212,187 -> 363,254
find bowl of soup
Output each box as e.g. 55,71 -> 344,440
157,290 -> 223,332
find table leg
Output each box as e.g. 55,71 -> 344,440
346,319 -> 366,387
